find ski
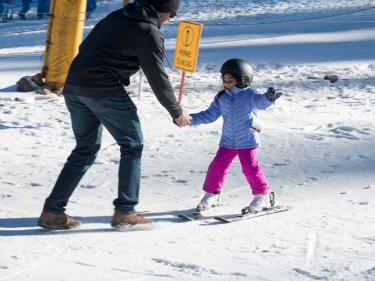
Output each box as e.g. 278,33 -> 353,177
214,205 -> 292,223
177,214 -> 201,221
177,211 -> 204,221
177,202 -> 218,221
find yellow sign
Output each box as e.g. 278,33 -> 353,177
174,21 -> 203,73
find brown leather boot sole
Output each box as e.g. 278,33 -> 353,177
37,212 -> 81,230
37,220 -> 80,230
111,212 -> 152,228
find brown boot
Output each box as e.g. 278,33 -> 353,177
37,211 -> 81,230
31,73 -> 45,87
111,211 -> 152,228
35,86 -> 52,96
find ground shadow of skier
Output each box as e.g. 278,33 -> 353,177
0,210 -> 188,236
0,215 -> 112,228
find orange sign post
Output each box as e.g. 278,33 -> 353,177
173,21 -> 203,103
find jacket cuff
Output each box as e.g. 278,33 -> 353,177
170,106 -> 183,119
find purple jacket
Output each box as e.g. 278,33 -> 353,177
190,87 -> 272,149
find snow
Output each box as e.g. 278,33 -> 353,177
1,0 -> 375,280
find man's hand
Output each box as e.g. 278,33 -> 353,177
174,110 -> 192,127
265,87 -> 283,102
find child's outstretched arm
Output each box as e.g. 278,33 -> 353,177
190,98 -> 222,126
250,87 -> 283,110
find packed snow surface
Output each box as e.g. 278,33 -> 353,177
0,0 -> 374,280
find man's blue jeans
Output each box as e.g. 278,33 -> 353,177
43,93 -> 143,214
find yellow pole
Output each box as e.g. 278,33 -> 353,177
41,0 -> 57,79
43,0 -> 87,90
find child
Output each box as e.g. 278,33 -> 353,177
189,58 -> 282,214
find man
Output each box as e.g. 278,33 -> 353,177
0,1 -> 3,21
86,0 -> 97,19
37,0 -> 50,19
38,0 -> 191,230
18,0 -> 32,20
0,0 -> 15,21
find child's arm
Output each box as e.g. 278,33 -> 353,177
190,98 -> 222,125
249,87 -> 282,110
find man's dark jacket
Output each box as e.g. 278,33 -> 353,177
63,0 -> 182,119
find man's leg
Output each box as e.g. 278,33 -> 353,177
44,0 -> 50,16
43,94 -> 103,214
0,2 -> 4,21
37,0 -> 44,19
18,0 -> 30,19
82,93 -> 143,214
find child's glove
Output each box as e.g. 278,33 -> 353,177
265,87 -> 283,102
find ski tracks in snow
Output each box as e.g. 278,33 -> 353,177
292,230 -> 327,280
152,258 -> 248,279
305,230 -> 320,268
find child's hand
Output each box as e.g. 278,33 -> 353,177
265,87 -> 283,102
187,115 -> 193,126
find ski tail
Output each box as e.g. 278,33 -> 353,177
270,191 -> 275,207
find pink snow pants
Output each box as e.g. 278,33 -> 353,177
203,147 -> 269,195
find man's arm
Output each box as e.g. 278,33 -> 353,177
136,30 -> 182,119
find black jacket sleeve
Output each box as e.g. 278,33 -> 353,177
136,28 -> 182,119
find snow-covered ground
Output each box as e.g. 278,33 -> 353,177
0,1 -> 375,280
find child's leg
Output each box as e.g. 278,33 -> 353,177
203,147 -> 237,194
238,148 -> 269,195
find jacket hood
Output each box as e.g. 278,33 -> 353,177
122,0 -> 161,29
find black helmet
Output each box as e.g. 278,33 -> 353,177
220,58 -> 253,88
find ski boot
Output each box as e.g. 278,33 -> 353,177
194,192 -> 222,215
241,192 -> 275,216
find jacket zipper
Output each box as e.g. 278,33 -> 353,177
231,95 -> 236,148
